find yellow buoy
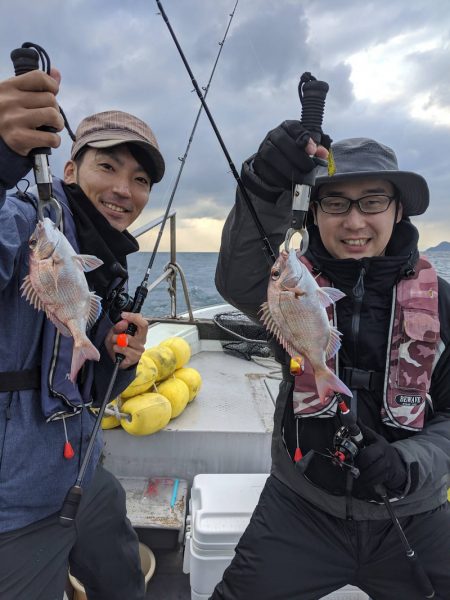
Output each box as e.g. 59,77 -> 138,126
174,367 -> 202,403
121,354 -> 158,399
159,337 -> 191,370
157,378 -> 190,418
121,393 -> 172,435
144,346 -> 177,382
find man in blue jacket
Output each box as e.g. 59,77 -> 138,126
0,67 -> 163,599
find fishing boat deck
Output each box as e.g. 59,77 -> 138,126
102,348 -> 276,483
98,311 -> 368,600
100,312 -> 277,599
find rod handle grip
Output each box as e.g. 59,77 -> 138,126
10,46 -> 56,155
59,485 -> 83,527
298,73 -> 329,144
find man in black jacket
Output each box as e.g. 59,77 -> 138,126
212,122 -> 450,599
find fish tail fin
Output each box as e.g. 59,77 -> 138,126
315,368 -> 352,404
70,339 -> 101,383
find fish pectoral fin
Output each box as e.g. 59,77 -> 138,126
87,292 -> 103,329
316,287 -> 344,308
321,287 -> 346,304
293,287 -> 306,297
325,326 -> 342,361
73,254 -> 104,273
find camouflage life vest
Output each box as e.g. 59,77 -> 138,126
291,255 -> 439,431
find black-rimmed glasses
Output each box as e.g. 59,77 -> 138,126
316,194 -> 396,215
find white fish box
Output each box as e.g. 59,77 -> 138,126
183,473 -> 269,598
183,473 -> 369,600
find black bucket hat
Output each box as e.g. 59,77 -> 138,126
313,138 -> 429,216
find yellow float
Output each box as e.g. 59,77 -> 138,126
121,393 -> 172,435
173,367 -> 202,403
157,378 -> 190,418
144,346 -> 177,382
120,353 -> 158,399
159,337 -> 191,370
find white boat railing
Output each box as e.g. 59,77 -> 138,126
131,211 -> 194,321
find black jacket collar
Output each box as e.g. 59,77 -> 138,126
62,183 -> 139,299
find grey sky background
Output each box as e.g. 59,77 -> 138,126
1,0 -> 449,251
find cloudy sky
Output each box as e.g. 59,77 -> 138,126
1,0 -> 449,251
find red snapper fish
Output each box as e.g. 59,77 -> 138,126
21,217 -> 103,383
260,248 -> 352,403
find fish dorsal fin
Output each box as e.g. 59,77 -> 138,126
259,302 -> 295,356
20,275 -> 45,312
260,301 -> 283,338
73,254 -> 104,273
316,287 -> 346,308
325,325 -> 342,361
87,292 -> 102,329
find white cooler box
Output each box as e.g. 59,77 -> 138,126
183,473 -> 268,599
183,473 -> 369,600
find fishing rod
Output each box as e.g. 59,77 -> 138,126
59,5 -> 243,511
156,1 -> 330,264
60,4 -> 240,520
156,0 -> 276,265
107,2 -> 240,322
330,395 -> 435,599
144,0 -> 239,276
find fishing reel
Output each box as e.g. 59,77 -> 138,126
330,425 -> 361,479
107,290 -> 134,324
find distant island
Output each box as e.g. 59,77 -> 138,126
425,241 -> 450,252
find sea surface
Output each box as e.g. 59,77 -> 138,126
127,251 -> 450,318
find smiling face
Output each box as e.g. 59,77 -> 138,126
64,144 -> 151,231
313,177 -> 403,259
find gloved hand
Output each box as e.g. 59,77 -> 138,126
252,120 -> 331,190
353,424 -> 407,497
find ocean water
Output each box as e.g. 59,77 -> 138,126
127,251 -> 450,318
127,252 -> 225,317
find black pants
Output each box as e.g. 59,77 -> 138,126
210,475 -> 450,600
0,465 -> 144,600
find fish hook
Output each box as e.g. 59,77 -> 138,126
284,226 -> 309,256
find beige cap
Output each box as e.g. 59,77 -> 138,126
71,110 -> 165,183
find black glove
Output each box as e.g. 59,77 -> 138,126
252,120 -> 331,190
353,424 -> 407,497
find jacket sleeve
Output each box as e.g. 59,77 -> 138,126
392,277 -> 450,497
0,137 -> 33,198
0,140 -> 36,291
215,156 -> 292,322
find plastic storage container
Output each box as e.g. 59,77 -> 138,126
183,473 -> 369,600
183,473 -> 268,598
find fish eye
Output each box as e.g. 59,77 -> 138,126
271,268 -> 281,280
